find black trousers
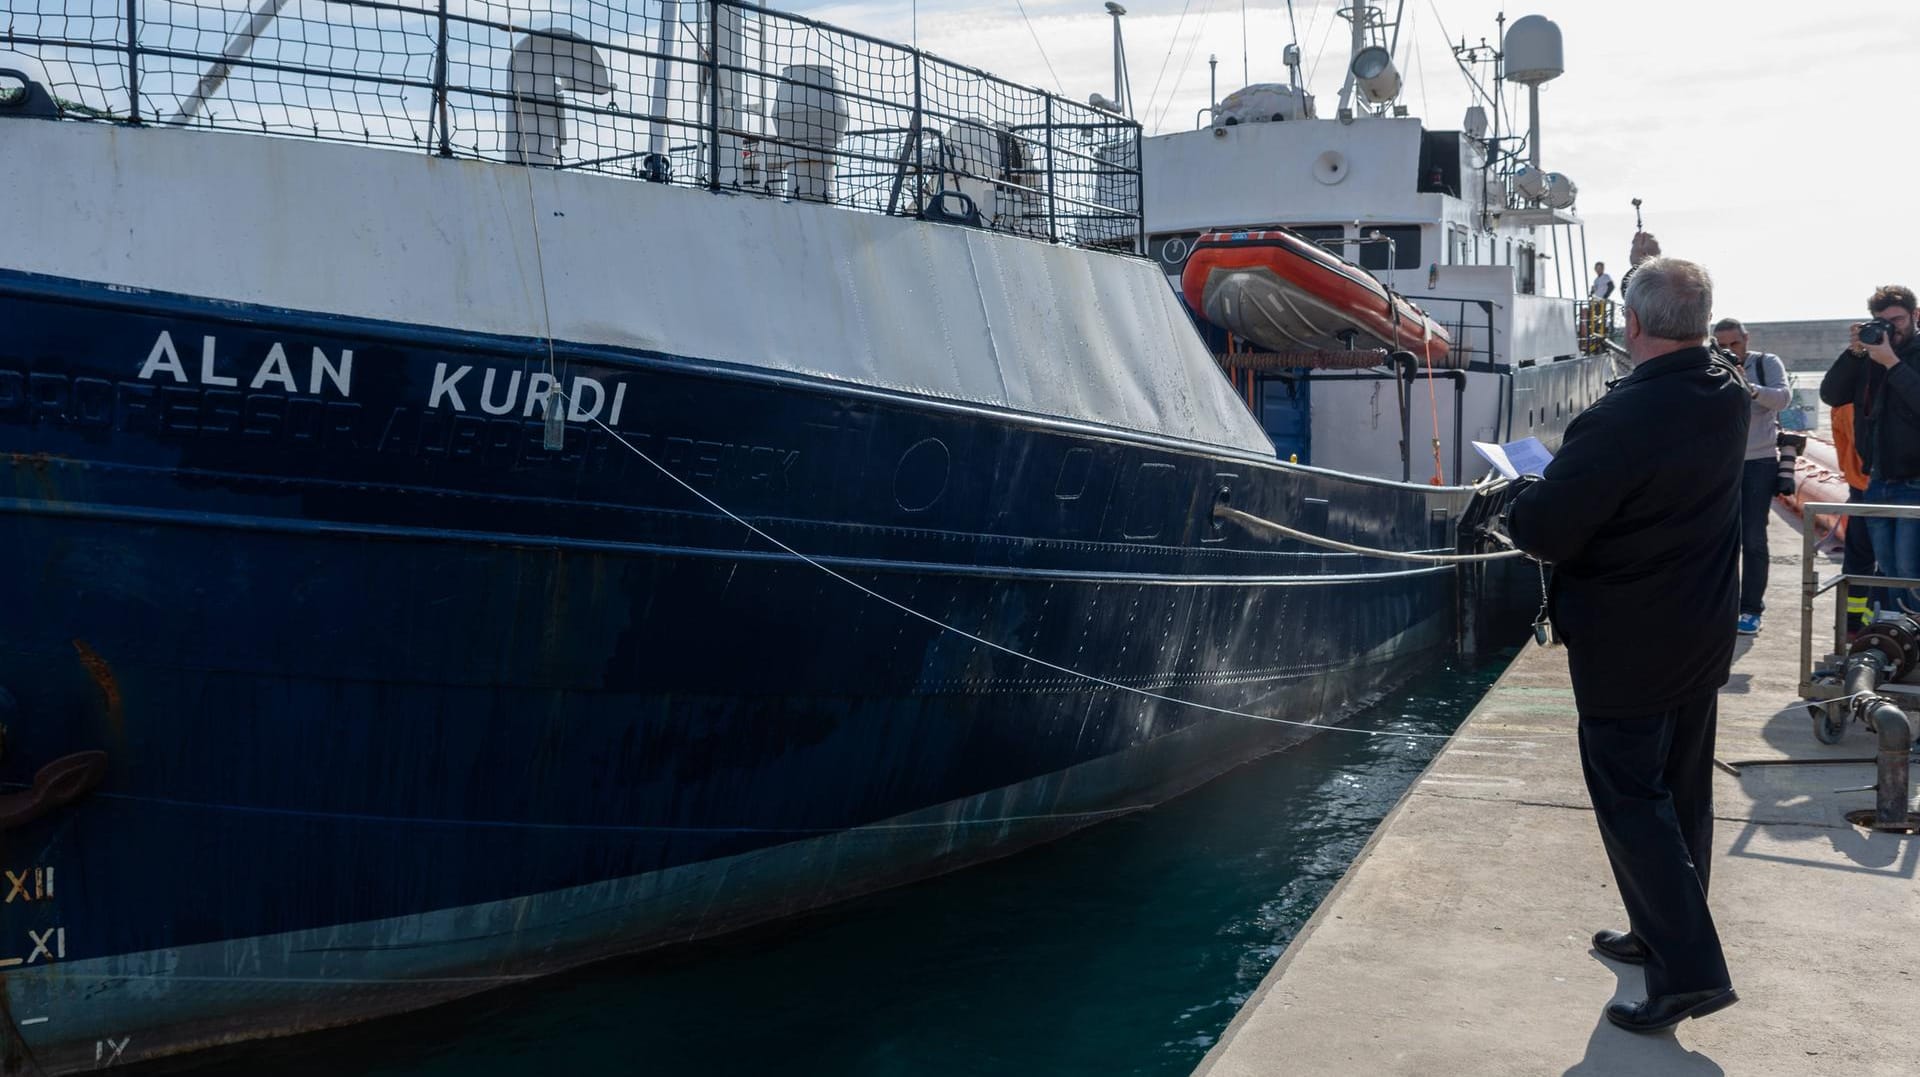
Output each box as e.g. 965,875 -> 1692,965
1578,695 -> 1731,997
1738,457 -> 1776,615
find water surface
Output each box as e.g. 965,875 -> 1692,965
184,653 -> 1509,1076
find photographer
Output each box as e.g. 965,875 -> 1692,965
1820,285 -> 1920,614
1713,319 -> 1789,635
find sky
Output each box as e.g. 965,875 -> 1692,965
795,0 -> 1920,322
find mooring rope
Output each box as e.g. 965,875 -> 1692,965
1213,505 -> 1527,563
1421,343 -> 1447,485
553,389 -> 1567,743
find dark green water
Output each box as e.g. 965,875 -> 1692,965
184,653 -> 1508,1077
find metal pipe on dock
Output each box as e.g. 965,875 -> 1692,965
1813,615 -> 1919,829
1865,697 -> 1913,827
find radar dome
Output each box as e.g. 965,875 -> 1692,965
1503,15 -> 1564,85
1543,172 -> 1578,209
1216,83 -> 1313,125
1511,165 -> 1548,202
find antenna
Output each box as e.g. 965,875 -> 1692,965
1105,3 -> 1134,118
1448,17 -> 1509,230
1241,0 -> 1250,85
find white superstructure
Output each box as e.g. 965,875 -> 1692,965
1139,5 -> 1615,483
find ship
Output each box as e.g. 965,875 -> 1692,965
1,1 -> 1515,1069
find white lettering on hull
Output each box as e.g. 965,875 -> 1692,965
137,331 -> 355,398
567,377 -> 605,422
199,335 -> 236,387
429,368 -> 633,429
428,363 -> 472,410
138,331 -> 188,383
479,368 -> 521,415
134,331 -> 643,427
249,343 -> 298,391
523,373 -> 557,418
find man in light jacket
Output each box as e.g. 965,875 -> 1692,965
1712,318 -> 1790,634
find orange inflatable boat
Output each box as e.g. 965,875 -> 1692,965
1180,229 -> 1453,364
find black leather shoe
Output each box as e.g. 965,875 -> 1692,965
1606,987 -> 1738,1033
1591,929 -> 1647,965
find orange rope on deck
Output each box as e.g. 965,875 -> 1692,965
1423,339 -> 1446,485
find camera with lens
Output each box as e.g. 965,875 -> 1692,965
1860,318 -> 1895,346
1776,432 -> 1805,497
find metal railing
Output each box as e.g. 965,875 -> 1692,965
1576,296 -> 1619,356
1799,500 -> 1920,700
4,0 -> 1143,251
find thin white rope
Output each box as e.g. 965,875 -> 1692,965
1409,0 -> 1429,120
1009,0 -> 1066,95
1305,0 -> 1343,87
551,389 -> 1572,743
1239,0 -> 1248,84
507,28 -> 563,393
1141,0 -> 1197,125
1150,0 -> 1218,134
1217,506 -> 1525,563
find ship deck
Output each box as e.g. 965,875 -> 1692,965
1192,446 -> 1920,1075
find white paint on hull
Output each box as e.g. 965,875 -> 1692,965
0,121 -> 1273,457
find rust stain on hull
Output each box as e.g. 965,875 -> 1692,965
70,640 -> 124,741
3,452 -> 68,504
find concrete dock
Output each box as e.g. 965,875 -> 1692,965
1194,502 -> 1920,1075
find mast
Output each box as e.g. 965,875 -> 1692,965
172,0 -> 291,123
1489,12 -> 1504,231
1335,6 -> 1368,117
647,0 -> 680,159
1105,3 -> 1133,118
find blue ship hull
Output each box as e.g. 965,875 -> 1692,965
0,269 -> 1473,1068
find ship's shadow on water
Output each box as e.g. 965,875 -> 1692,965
152,654 -> 1510,1077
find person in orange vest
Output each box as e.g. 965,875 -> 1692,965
1832,403 -> 1875,631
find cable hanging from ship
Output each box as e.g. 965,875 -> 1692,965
552,389 -> 1562,744
1212,504 -> 1522,563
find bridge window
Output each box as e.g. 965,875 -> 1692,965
1291,225 -> 1345,251
1358,225 -> 1421,271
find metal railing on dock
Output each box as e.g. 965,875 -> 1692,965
5,0 -> 1143,252
1798,500 -> 1920,699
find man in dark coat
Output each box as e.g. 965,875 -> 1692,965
1506,257 -> 1747,1033
1820,285 -> 1920,614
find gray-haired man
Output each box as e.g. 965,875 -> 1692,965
1507,258 -> 1745,1032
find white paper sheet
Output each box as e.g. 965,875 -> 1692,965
1473,436 -> 1555,480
